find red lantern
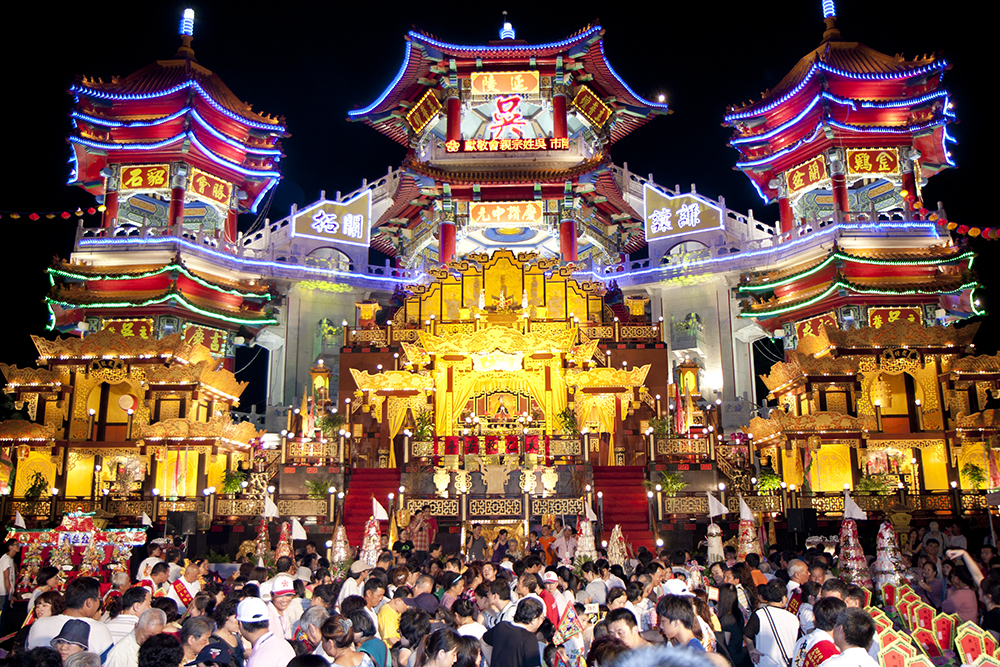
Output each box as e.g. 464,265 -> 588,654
957,225 -> 969,235
17,445 -> 29,460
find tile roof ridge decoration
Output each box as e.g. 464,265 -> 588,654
405,155 -> 611,183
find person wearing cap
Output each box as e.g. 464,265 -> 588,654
268,574 -> 298,640
238,597 -> 295,667
28,577 -> 115,658
186,640 -> 233,667
539,571 -> 567,625
338,561 -> 370,608
168,564 -> 203,615
51,619 -> 91,661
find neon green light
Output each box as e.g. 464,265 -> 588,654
45,294 -> 278,327
971,287 -> 986,317
738,251 -> 977,293
739,281 -> 980,319
47,265 -> 271,301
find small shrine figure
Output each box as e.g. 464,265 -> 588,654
331,525 -> 350,564
275,521 -> 293,560
607,525 -> 628,567
360,516 -> 381,567
254,518 -> 271,564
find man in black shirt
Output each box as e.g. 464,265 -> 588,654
482,597 -> 544,667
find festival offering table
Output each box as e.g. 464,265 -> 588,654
7,512 -> 146,594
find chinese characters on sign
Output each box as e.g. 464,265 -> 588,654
643,186 -> 724,241
785,155 -> 828,195
489,95 -> 528,138
183,324 -> 229,356
868,307 -> 922,329
470,71 -> 540,96
468,201 -> 545,226
846,149 -> 900,176
445,137 -> 568,153
102,319 -> 155,340
794,312 -> 838,340
571,87 -> 613,128
291,191 -> 372,246
189,169 -> 233,207
118,164 -> 170,191
406,90 -> 442,134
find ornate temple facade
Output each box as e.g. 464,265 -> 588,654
0,6 -> 992,551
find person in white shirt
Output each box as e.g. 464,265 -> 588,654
745,580 -> 799,667
948,523 -> 968,550
28,577 -> 115,659
362,578 -> 386,639
238,598 -> 295,667
823,608 -> 879,667
267,574 -> 298,640
165,549 -> 183,583
136,542 -> 165,582
338,561 -> 370,607
166,564 -> 202,615
104,608 -> 166,667
786,560 -> 809,608
0,539 -> 20,612
577,562 -> 607,604
792,596 -> 845,667
104,587 -> 151,644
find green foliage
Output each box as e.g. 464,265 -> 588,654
649,417 -> 670,435
316,411 -> 348,437
412,411 -> 434,441
556,408 -> 578,435
305,478 -> 335,500
206,550 -> 234,563
221,470 -> 247,495
756,471 -> 782,493
962,462 -> 988,489
643,471 -> 688,496
855,474 -> 893,495
23,471 -> 48,501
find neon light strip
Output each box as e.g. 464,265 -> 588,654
188,109 -> 283,155
250,178 -> 278,215
69,133 -> 187,151
46,293 -> 277,326
822,0 -> 836,18
971,287 -> 986,317
410,25 -> 602,53
739,280 -> 979,319
77,234 -> 424,285
187,134 -> 279,178
816,60 -> 948,81
597,40 -> 669,110
738,250 -> 975,292
735,123 -> 824,168
725,68 -> 820,121
70,81 -> 287,132
827,118 -> 945,134
47,264 -> 272,300
731,96 -> 822,145
348,42 -> 414,117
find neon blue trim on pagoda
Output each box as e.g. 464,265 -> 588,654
180,9 -> 194,36
822,0 -> 836,18
76,235 -> 425,285
70,81 -> 287,132
409,25 -> 602,53
69,133 -> 187,151
735,123 -> 824,168
348,42 -> 414,117
827,118 -> 946,134
250,178 -> 278,214
597,40 -> 670,110
189,110 -> 283,155
816,60 -> 948,81
67,151 -> 79,185
731,96 -> 821,146
725,68 -> 819,121
187,134 -> 279,178
749,178 -> 769,203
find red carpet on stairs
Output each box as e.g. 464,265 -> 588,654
592,466 -> 656,553
342,469 -> 401,546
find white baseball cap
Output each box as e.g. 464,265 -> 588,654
663,579 -> 694,597
236,597 -> 269,623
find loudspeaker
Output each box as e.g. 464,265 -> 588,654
787,508 -> 817,534
167,510 -> 197,536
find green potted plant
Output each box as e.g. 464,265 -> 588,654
221,470 -> 247,496
23,471 -> 49,501
304,477 -> 336,500
642,471 -> 688,496
855,474 -> 893,495
756,470 -> 782,494
412,411 -> 434,442
962,462 -> 988,490
556,408 -> 578,435
317,411 -> 348,438
649,417 -> 670,436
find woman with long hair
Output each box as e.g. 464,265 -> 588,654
417,628 -> 461,667
943,565 -> 979,623
716,583 -> 749,667
321,614 -> 373,667
731,562 -> 761,617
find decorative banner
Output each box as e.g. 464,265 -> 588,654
102,318 -> 155,340
488,95 -> 528,139
406,90 -> 441,134
572,87 -> 613,128
643,185 -> 724,241
794,311 -> 838,340
119,164 -> 171,191
868,307 -> 922,329
291,190 -> 372,246
505,435 -> 519,454
785,155 -> 827,195
188,168 -> 233,207
484,435 -> 500,455
446,137 -> 568,153
470,71 -> 540,96
469,201 -> 544,226
846,148 -> 900,176
183,323 -> 229,356
464,436 -> 479,454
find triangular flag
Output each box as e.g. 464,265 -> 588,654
258,557 -> 265,567
843,490 -> 867,520
739,493 -> 754,521
372,497 -> 389,521
585,502 -> 598,522
291,518 -> 307,540
389,507 -> 399,546
141,512 -> 152,526
707,492 -> 729,518
13,511 -> 25,529
264,494 -> 279,519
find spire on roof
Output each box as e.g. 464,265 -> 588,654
821,0 -> 842,42
500,11 -> 515,40
176,8 -> 197,59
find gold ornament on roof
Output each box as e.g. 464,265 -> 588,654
565,365 -> 651,388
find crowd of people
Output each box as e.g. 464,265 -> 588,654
1,516 -> 997,667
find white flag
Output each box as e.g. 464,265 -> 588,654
291,518 -> 307,540
264,494 -> 279,519
707,492 -> 729,518
13,511 -> 25,529
141,512 -> 152,526
843,490 -> 867,520
258,557 -> 265,567
372,497 -> 389,521
585,502 -> 598,522
739,494 -> 754,521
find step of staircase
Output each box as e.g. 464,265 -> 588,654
592,466 -> 656,553
343,469 -> 401,547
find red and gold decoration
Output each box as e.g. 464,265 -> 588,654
868,307 -> 921,328
406,90 -> 442,134
470,71 -> 540,96
572,87 -> 613,128
785,155 -> 827,195
103,319 -> 155,340
837,518 -> 873,589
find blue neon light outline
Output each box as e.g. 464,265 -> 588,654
189,109 -> 283,155
826,118 -> 945,134
822,0 -> 836,18
77,233 -> 422,285
731,96 -> 822,146
735,123 -> 824,169
289,190 -> 373,246
409,25 -> 602,54
348,42 -> 414,117
597,40 -> 669,110
187,134 -> 280,178
67,150 -> 79,185
250,177 -> 278,214
70,81 -> 287,132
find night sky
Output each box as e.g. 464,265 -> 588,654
2,1 -> 991,402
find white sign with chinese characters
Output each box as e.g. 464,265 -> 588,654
291,190 -> 372,246
643,185 -> 724,242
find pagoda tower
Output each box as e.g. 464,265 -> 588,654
348,21 -> 669,265
51,9 -> 285,369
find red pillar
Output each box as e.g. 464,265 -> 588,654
901,170 -> 916,199
102,190 -> 118,228
439,220 -> 456,264
225,209 -> 238,244
831,173 -> 849,220
446,96 -> 462,144
553,93 -> 568,141
560,218 -> 577,262
777,184 -> 794,234
168,186 -> 186,230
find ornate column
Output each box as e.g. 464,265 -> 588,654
552,84 -> 569,141
772,179 -> 794,233
446,90 -> 462,144
828,150 -> 849,220
168,163 -> 188,232
225,208 -> 238,244
438,210 -> 456,265
559,215 -> 578,262
103,181 -> 119,228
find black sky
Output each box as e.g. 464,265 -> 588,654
2,1 -> 991,384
